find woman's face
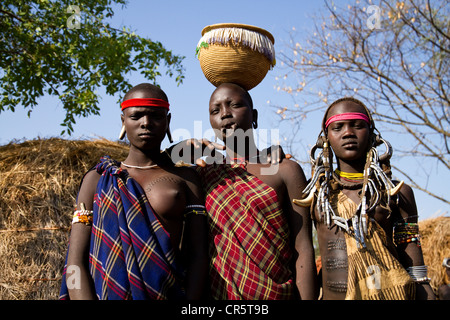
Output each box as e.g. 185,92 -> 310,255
208,83 -> 256,142
121,90 -> 170,151
325,101 -> 371,164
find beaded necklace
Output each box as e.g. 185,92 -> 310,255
227,154 -> 261,169
122,162 -> 159,169
335,169 -> 364,181
228,157 -> 248,169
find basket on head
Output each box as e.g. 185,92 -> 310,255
196,23 -> 276,91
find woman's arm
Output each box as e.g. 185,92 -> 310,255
181,168 -> 209,299
66,170 -> 99,300
395,184 -> 435,300
281,160 -> 318,300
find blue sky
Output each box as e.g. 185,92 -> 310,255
0,0 -> 448,220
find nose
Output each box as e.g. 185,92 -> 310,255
220,105 -> 232,120
342,124 -> 356,138
140,115 -> 151,128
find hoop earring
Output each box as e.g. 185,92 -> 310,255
119,125 -> 126,140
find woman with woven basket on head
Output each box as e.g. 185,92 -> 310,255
194,82 -> 317,300
186,24 -> 316,300
294,97 -> 435,300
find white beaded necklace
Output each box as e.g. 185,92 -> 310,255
121,162 -> 159,169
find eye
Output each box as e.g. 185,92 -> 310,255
210,108 -> 219,115
353,120 -> 367,129
128,112 -> 141,120
230,102 -> 244,108
330,123 -> 342,131
151,113 -> 165,120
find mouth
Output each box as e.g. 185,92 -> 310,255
342,141 -> 358,149
222,122 -> 236,130
221,123 -> 237,136
138,132 -> 154,138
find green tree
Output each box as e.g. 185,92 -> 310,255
276,0 -> 449,205
0,0 -> 184,134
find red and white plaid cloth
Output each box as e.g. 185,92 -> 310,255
197,164 -> 295,300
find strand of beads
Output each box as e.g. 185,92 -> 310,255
394,222 -> 421,247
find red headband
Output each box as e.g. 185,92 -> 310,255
121,98 -> 170,111
325,112 -> 370,128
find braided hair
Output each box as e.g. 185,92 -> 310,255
294,97 -> 403,248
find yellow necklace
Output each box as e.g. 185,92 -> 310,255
335,169 -> 364,180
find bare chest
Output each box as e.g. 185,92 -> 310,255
128,169 -> 187,223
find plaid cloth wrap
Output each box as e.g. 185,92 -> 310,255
59,156 -> 185,300
197,164 -> 294,300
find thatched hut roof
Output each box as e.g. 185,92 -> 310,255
419,215 -> 450,292
0,138 -> 128,299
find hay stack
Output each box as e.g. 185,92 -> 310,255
419,216 -> 450,292
0,138 -> 128,299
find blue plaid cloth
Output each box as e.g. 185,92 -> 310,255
60,156 -> 185,299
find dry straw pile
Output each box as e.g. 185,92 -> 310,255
419,215 -> 450,292
0,138 -> 128,299
0,138 -> 448,299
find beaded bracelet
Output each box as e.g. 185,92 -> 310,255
72,203 -> 93,225
394,222 -> 421,247
394,233 -> 421,246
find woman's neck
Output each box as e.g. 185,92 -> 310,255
337,159 -> 365,174
126,146 -> 164,167
224,139 -> 259,162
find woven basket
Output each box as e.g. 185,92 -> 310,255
197,23 -> 275,91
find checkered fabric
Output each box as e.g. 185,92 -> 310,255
59,156 -> 185,300
197,164 -> 295,300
